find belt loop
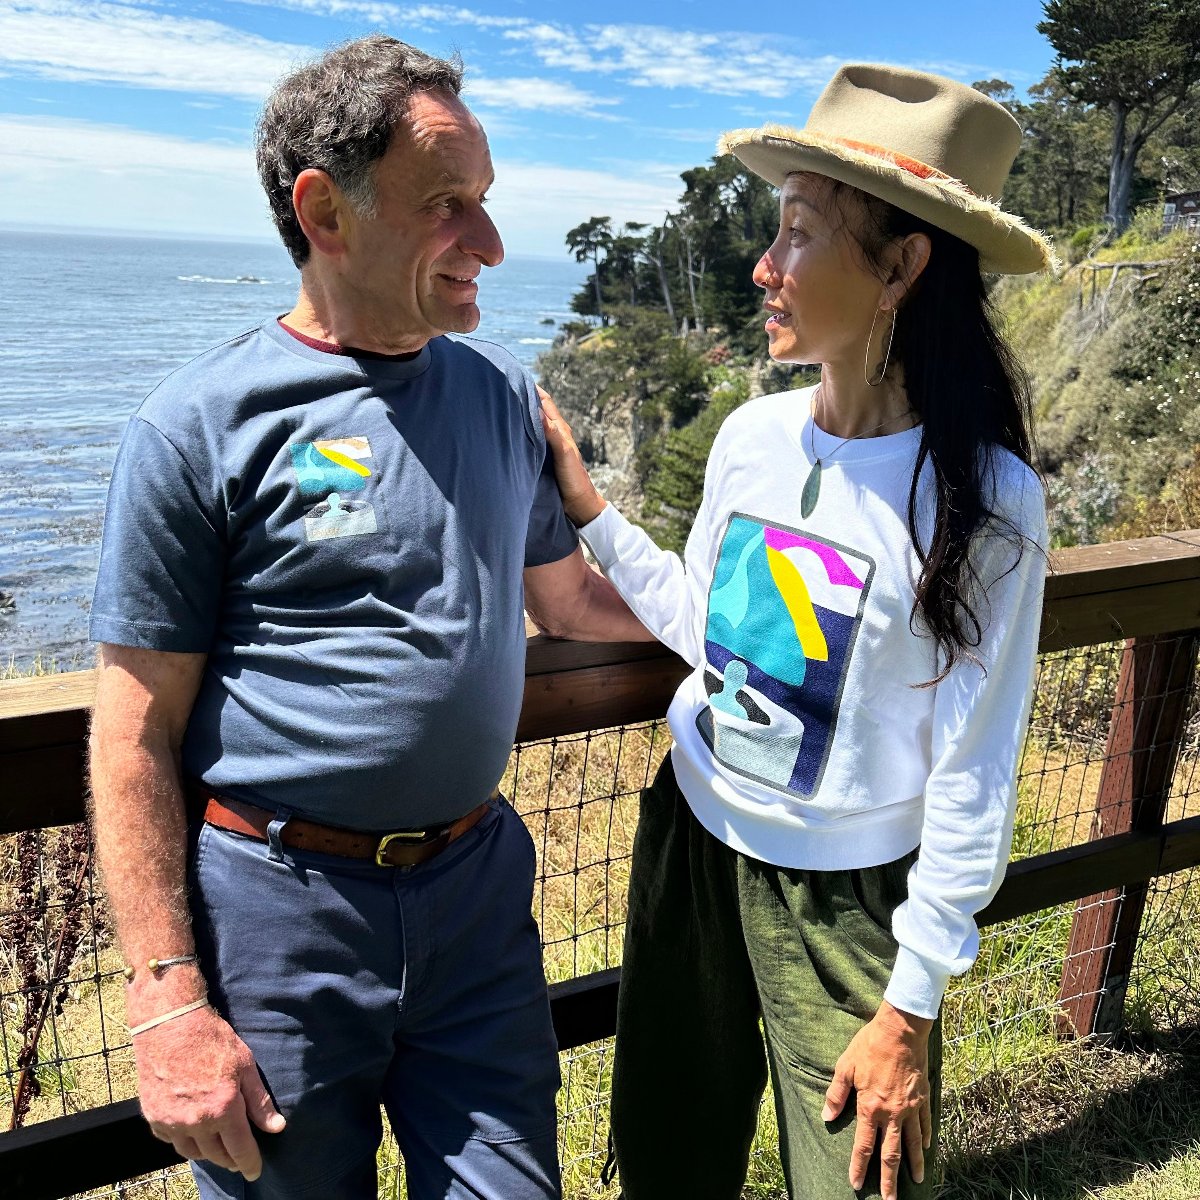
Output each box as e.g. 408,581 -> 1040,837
266,808 -> 294,862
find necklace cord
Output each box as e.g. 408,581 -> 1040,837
809,386 -> 913,466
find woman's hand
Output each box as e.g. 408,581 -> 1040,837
537,387 -> 607,527
823,1000 -> 934,1200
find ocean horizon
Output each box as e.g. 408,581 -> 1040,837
0,227 -> 589,670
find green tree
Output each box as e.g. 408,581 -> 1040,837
606,223 -> 651,308
639,220 -> 678,328
984,70 -> 1109,232
972,78 -> 1019,111
565,216 -> 613,321
1039,0 -> 1200,230
675,159 -> 778,344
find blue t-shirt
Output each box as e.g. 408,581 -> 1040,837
90,320 -> 577,828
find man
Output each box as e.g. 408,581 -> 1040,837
88,35 -> 648,1200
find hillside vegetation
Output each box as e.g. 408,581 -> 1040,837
543,212 -> 1200,553
1001,219 -> 1200,544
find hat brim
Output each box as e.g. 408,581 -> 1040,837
720,125 -> 1058,276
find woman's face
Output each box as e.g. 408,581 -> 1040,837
752,174 -> 887,367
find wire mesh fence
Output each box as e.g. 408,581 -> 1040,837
2,633 -> 1198,1198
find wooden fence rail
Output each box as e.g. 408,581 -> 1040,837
3,530 -> 1200,1200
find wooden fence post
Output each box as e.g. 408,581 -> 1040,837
1056,630 -> 1200,1039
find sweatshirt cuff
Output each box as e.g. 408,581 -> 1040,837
576,501 -> 628,571
883,946 -> 950,1021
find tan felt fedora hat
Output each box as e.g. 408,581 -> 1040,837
719,63 -> 1056,275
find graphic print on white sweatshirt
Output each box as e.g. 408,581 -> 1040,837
697,512 -> 876,798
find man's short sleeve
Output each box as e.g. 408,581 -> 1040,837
525,447 -> 579,567
90,416 -> 225,653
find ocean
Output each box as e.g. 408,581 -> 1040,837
0,228 -> 587,670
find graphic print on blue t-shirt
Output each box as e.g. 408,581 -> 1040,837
288,436 -> 379,542
696,513 -> 875,798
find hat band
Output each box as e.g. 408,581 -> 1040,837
823,136 -> 978,197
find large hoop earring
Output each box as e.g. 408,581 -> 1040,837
864,307 -> 898,387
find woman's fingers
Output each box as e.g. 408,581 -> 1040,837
537,387 -> 576,448
847,1105 -> 877,1192
822,1055 -> 853,1121
902,1111 -> 926,1184
879,1120 -> 906,1200
536,385 -> 606,525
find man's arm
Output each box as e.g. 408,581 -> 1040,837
89,644 -> 285,1178
524,547 -> 657,643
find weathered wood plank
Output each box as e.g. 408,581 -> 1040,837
0,1098 -> 179,1200
0,672 -> 95,725
517,655 -> 689,743
978,830 -> 1164,926
550,966 -> 621,1050
524,636 -> 669,676
1043,533 -> 1200,602
1161,813 -> 1200,875
1037,579 -> 1200,652
0,745 -> 90,833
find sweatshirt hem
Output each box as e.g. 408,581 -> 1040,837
670,743 -> 924,871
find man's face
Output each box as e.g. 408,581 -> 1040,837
340,90 -> 503,351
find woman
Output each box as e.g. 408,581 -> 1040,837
541,65 -> 1053,1200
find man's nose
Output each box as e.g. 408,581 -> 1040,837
465,205 -> 504,268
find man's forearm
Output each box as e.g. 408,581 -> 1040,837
90,723 -> 206,1023
530,566 -> 657,643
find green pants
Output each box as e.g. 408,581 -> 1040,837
610,758 -> 941,1200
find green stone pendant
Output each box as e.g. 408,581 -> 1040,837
800,459 -> 822,518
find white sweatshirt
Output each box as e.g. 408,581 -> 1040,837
579,385 -> 1048,1019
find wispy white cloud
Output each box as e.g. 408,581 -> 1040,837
502,23 -> 836,98
635,126 -> 723,146
0,0 -> 313,101
464,76 -> 619,117
225,2 -> 843,99
237,0 -> 525,30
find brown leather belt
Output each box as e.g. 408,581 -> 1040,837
187,783 -> 494,868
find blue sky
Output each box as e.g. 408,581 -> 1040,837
0,0 -> 1057,257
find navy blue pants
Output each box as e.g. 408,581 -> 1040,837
187,794 -> 562,1199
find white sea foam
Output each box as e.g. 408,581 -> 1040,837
518,337 -> 553,345
177,274 -> 270,285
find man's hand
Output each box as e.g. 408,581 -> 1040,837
822,1000 -> 933,1200
135,1002 -> 285,1178
89,644 -> 285,1177
537,387 -> 606,527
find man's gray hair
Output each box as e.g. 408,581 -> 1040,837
256,35 -> 464,267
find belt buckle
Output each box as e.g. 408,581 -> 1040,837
375,829 -> 429,866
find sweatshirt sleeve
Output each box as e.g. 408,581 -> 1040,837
884,467 -> 1049,1019
575,442 -> 726,669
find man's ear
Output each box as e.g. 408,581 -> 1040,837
293,169 -> 351,260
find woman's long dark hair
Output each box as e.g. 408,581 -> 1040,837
830,180 -> 1040,682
